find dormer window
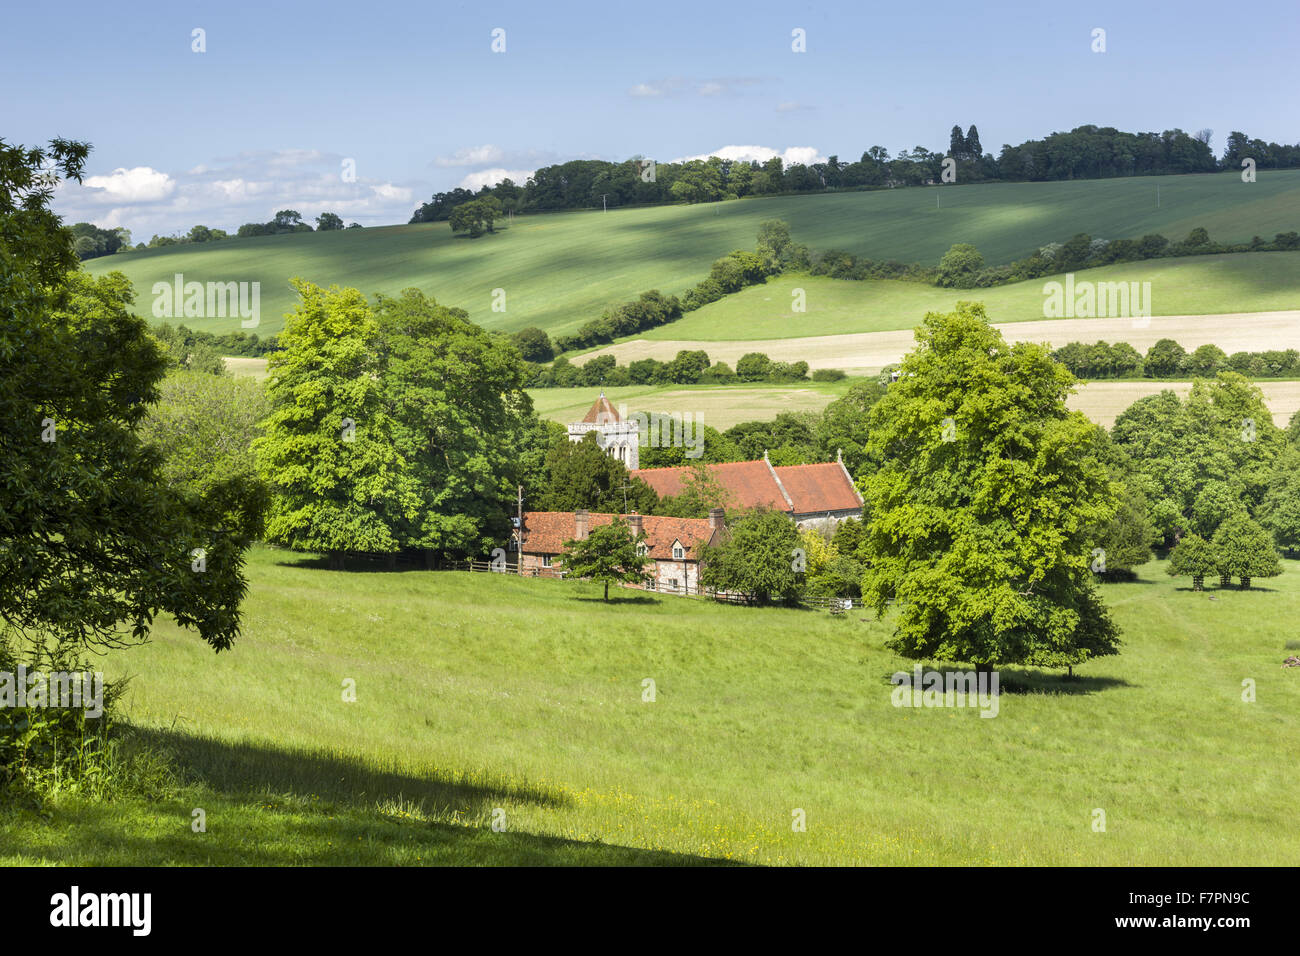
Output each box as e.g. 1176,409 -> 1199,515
672,541 -> 685,560
637,542 -> 649,556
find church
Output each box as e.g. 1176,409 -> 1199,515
566,392 -> 640,469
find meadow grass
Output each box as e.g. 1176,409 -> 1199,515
641,252 -> 1300,342
85,171 -> 1300,338
4,546 -> 1297,866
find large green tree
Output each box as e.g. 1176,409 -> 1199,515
1259,448 -> 1300,549
1166,533 -> 1217,591
538,431 -> 658,514
859,303 -> 1120,670
1211,513 -> 1281,589
255,280 -> 414,565
699,510 -> 802,605
559,519 -> 652,601
816,379 -> 888,477
372,288 -> 533,557
1112,373 -> 1283,541
138,370 -> 269,540
1,137 -> 257,653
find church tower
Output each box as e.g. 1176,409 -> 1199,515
567,392 -> 639,470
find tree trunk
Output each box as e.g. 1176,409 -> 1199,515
1219,574 -> 1231,588
1192,575 -> 1203,591
604,580 -> 609,602
424,549 -> 435,570
1241,576 -> 1251,589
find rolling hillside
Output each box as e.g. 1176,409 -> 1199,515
84,170 -> 1300,338
637,252 -> 1300,341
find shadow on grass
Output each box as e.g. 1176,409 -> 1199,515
877,666 -> 1132,696
269,553 -> 429,574
574,595 -> 660,605
5,799 -> 739,866
60,726 -> 745,866
129,726 -> 567,812
1172,584 -> 1279,593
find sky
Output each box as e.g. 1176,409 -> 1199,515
3,0 -> 1296,238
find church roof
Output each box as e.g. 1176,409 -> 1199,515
580,393 -> 621,424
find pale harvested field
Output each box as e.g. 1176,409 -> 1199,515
224,356 -> 269,379
533,380 -> 1300,431
530,384 -> 848,430
1069,380 -> 1300,428
579,310 -> 1300,375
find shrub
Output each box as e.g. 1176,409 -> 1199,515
935,243 -> 985,288
736,352 -> 773,382
811,368 -> 846,382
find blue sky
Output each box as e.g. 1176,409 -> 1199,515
3,0 -> 1295,237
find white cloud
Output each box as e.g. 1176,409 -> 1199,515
671,145 -> 827,166
628,76 -> 762,98
371,183 -> 414,201
53,150 -> 420,236
434,145 -> 505,167
81,166 -> 175,202
458,167 -> 535,190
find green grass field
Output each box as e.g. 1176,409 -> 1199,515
5,545 -> 1297,865
84,170 -> 1300,338
640,252 -> 1300,341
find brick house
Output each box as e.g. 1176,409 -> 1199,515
516,508 -> 726,593
631,451 -> 864,529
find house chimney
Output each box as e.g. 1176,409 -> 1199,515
574,509 -> 589,541
627,511 -> 643,539
708,507 -> 724,531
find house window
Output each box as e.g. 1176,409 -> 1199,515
668,578 -> 678,590
672,542 -> 685,560
542,555 -> 552,567
637,542 -> 649,556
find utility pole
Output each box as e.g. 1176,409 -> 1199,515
601,194 -> 607,213
517,484 -> 523,575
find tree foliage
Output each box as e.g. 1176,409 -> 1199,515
859,303 -> 1120,669
1,137 -> 258,653
1166,533 -> 1217,590
699,510 -> 801,605
558,519 -> 652,601
1210,513 -> 1281,588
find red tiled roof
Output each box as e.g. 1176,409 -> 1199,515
631,460 -> 790,511
772,462 -> 864,515
581,394 -> 621,424
520,511 -> 721,559
632,458 -> 863,516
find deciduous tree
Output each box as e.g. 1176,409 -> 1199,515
859,303 -> 1121,670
